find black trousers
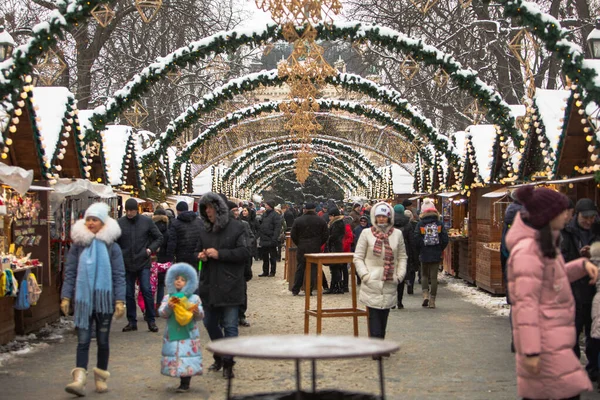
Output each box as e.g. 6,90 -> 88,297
367,307 -> 390,339
397,270 -> 416,304
261,246 -> 277,275
574,301 -> 600,372
292,254 -> 316,294
239,281 -> 248,319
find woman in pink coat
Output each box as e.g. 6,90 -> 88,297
506,186 -> 598,400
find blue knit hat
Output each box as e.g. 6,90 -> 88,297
84,202 -> 110,223
393,204 -> 405,213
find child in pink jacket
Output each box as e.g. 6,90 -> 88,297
507,186 -> 598,400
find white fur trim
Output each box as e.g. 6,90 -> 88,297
70,218 -> 121,246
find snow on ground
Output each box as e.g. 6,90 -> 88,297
0,317 -> 73,367
439,272 -> 510,317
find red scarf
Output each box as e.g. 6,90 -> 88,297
371,226 -> 395,281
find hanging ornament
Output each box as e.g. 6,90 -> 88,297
433,68 -> 449,88
91,3 -> 116,27
135,0 -> 162,23
508,29 -> 539,67
166,68 -> 182,84
122,101 -> 149,127
399,55 -> 420,81
458,0 -> 473,8
408,0 -> 440,14
33,49 -> 68,86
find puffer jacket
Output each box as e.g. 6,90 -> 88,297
327,216 -> 346,253
194,192 -> 249,307
290,210 -> 328,256
506,212 -> 592,399
117,213 -> 163,272
152,215 -> 170,263
257,208 -> 281,248
167,211 -> 203,266
414,210 -> 448,263
353,202 -> 407,310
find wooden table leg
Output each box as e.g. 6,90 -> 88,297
295,358 -> 301,397
316,261 -> 323,334
378,357 -> 385,400
311,359 -> 316,393
350,262 -> 359,337
304,260 -> 311,334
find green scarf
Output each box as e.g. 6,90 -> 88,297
167,292 -> 194,341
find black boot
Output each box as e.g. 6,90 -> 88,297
176,377 -> 191,393
407,284 -> 414,295
223,360 -> 235,379
208,357 -> 223,372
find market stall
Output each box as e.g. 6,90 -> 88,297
437,191 -> 468,278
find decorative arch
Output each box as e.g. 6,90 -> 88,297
222,139 -> 382,181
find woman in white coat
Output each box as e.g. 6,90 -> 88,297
353,201 -> 407,339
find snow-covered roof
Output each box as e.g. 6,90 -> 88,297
0,29 -> 16,47
452,131 -> 467,156
534,88 -> 571,155
77,110 -> 94,132
507,104 -> 526,118
467,125 -> 497,182
32,87 -> 73,162
583,58 -> 600,87
391,163 -> 414,194
193,166 -> 212,195
101,125 -> 133,186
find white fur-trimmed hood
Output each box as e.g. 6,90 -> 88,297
70,218 -> 122,246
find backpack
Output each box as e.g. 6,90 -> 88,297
421,222 -> 441,246
27,272 -> 42,305
14,273 -> 30,310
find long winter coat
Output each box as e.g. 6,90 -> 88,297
506,213 -> 592,399
327,216 -> 346,253
159,263 -> 203,378
152,215 -> 170,264
194,193 -> 249,307
167,211 -> 204,266
61,218 -> 126,304
353,202 -> 407,310
290,210 -> 329,256
257,208 -> 281,248
117,214 -> 163,272
414,211 -> 448,264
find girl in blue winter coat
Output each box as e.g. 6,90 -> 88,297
159,263 -> 204,393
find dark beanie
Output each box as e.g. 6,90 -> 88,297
154,208 -> 166,216
304,202 -> 316,210
329,208 -> 341,217
266,200 -> 276,209
515,186 -> 569,229
125,198 -> 138,211
176,201 -> 188,212
226,200 -> 238,210
402,199 -> 413,208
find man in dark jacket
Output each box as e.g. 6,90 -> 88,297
290,203 -> 329,296
414,198 -> 448,309
257,200 -> 281,277
166,201 -> 203,266
349,203 -> 362,230
561,198 -> 600,380
152,209 -> 170,309
282,203 -> 295,232
118,198 -> 163,332
230,202 -> 254,327
194,193 -> 249,379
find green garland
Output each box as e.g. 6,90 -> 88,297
222,139 -> 382,181
519,102 -> 554,180
553,91 -> 575,176
248,165 -> 355,194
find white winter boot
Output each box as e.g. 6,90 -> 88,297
65,367 -> 87,397
93,367 -> 110,393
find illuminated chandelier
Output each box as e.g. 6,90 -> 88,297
255,0 -> 342,183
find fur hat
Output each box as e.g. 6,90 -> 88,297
176,201 -> 189,212
516,186 -> 569,229
421,198 -> 437,214
85,202 -> 110,223
404,210 -> 414,219
125,198 -> 138,211
165,263 -> 198,296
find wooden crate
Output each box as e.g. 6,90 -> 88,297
475,242 -> 505,295
0,297 -> 15,345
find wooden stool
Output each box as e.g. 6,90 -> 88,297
303,252 -> 369,336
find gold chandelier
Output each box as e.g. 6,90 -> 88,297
255,0 -> 342,183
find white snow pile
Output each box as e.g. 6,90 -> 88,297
0,317 -> 73,367
439,273 -> 510,317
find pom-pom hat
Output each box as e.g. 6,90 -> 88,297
85,202 -> 110,223
515,186 -> 569,229
420,198 -> 437,214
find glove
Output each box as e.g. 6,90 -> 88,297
60,298 -> 70,316
114,301 -> 125,319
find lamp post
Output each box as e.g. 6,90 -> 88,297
587,17 -> 600,59
0,25 -> 15,62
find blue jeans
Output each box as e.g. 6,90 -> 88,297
203,305 -> 239,362
367,307 -> 390,339
125,269 -> 155,325
76,312 -> 113,370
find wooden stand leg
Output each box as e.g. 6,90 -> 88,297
304,261 -> 311,334
350,262 -> 359,337
316,262 -> 323,335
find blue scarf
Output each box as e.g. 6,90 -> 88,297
74,239 -> 113,329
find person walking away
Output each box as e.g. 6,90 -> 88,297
353,202 -> 407,339
166,201 -> 203,267
341,216 -> 354,293
507,185 -> 597,400
392,204 -> 410,309
282,203 -> 295,232
195,193 -> 249,379
274,204 -> 287,262
562,198 -> 600,382
240,206 -> 258,262
230,204 -> 254,327
403,210 -> 419,294
350,203 -> 362,230
118,198 -> 163,332
61,203 -> 126,396
257,200 -> 281,277
159,263 -> 204,393
152,209 -> 171,311
325,208 -> 346,294
290,203 -> 329,296
414,198 -> 448,309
